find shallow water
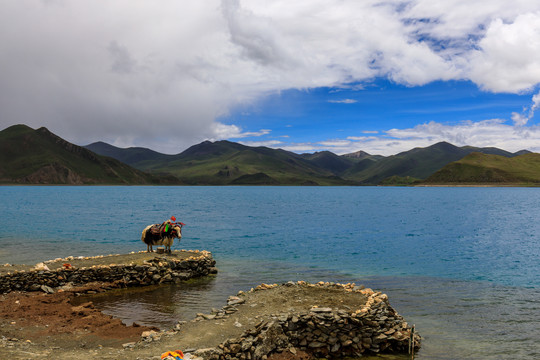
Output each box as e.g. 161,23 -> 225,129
77,259 -> 540,359
2,186 -> 540,358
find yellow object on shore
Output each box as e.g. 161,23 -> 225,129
161,350 -> 184,360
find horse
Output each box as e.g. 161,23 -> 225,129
141,221 -> 182,253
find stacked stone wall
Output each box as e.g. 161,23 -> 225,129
190,282 -> 420,360
0,251 -> 217,294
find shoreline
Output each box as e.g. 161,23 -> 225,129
414,183 -> 540,187
0,252 -> 420,360
3,182 -> 540,187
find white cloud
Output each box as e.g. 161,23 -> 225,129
280,143 -> 321,153
233,129 -> 272,138
510,90 -> 540,127
209,123 -> 271,140
511,112 -> 529,127
2,1 -> 540,153
265,117 -> 540,156
347,136 -> 378,141
239,140 -> 283,147
533,92 -> 540,111
376,120 -> 540,155
318,139 -> 352,147
468,12 -> 540,93
328,99 -> 357,104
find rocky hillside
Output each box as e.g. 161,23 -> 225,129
0,124 -> 179,185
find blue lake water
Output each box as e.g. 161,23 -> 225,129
1,186 -> 540,359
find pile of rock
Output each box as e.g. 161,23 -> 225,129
0,252 -> 217,294
186,282 -> 420,360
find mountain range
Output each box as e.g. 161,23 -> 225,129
85,137 -> 532,185
1,124 -> 537,185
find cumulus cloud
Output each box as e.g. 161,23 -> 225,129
1,1 -> 540,153
468,12 -> 540,92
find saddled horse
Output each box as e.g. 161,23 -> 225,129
141,221 -> 182,253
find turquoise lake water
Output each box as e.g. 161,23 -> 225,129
1,186 -> 539,359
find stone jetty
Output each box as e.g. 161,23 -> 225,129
144,281 -> 421,360
0,250 -> 217,294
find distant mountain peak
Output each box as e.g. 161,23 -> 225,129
88,140 -> 109,146
342,150 -> 372,159
6,124 -> 33,132
37,126 -> 51,133
515,149 -> 532,156
431,141 -> 457,148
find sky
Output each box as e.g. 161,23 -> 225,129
2,1 -> 540,156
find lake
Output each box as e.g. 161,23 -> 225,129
1,186 -> 539,359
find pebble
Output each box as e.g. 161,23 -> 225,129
227,296 -> 245,305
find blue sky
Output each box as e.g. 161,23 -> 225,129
222,80 -> 536,155
2,1 -> 540,155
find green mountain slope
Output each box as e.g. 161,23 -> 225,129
460,145 -> 516,157
85,141 -> 176,169
342,142 -> 470,183
0,125 -> 177,184
144,141 -> 354,185
86,140 -> 357,185
83,136 -> 531,186
342,142 -> 526,184
300,151 -> 356,174
423,152 -> 540,185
